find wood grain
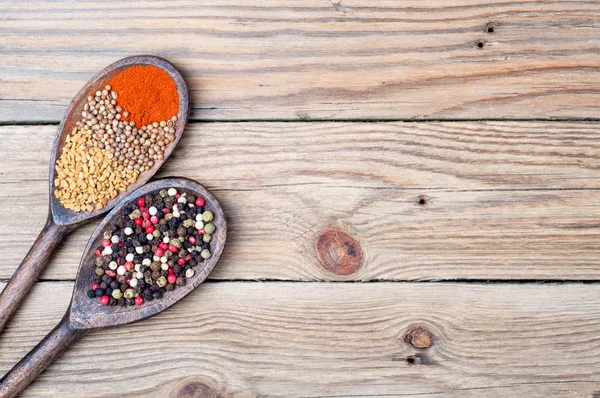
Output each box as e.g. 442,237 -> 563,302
1,281 -> 600,397
2,122 -> 600,282
2,0 -> 600,121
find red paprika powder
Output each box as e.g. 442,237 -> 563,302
108,65 -> 178,127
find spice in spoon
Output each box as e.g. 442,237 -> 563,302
87,187 -> 216,307
54,65 -> 179,212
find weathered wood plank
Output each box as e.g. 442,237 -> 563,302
2,122 -> 600,281
2,0 -> 600,121
1,281 -> 600,397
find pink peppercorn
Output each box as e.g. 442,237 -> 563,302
99,295 -> 110,306
101,239 -> 111,247
134,217 -> 143,226
154,247 -> 164,257
168,244 -> 179,253
185,254 -> 192,261
199,228 -> 206,235
195,197 -> 205,207
137,198 -> 145,207
162,208 -> 170,214
175,193 -> 180,199
159,242 -> 168,250
150,215 -> 159,224
146,226 -> 155,234
91,282 -> 99,290
141,219 -> 151,229
177,258 -> 185,265
135,296 -> 143,306
124,262 -> 134,271
95,249 -> 102,257
167,274 -> 177,284
141,208 -> 150,219
188,236 -> 196,244
105,270 -> 116,277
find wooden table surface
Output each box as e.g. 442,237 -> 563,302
1,1 -> 600,396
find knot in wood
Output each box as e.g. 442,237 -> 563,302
315,228 -> 362,275
173,380 -> 217,398
405,328 -> 432,349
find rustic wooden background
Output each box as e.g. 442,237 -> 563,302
1,1 -> 600,396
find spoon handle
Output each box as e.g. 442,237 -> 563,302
0,217 -> 69,334
0,314 -> 87,398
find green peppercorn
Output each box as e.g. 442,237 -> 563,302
201,249 -> 211,259
102,231 -> 112,240
165,213 -> 173,221
182,219 -> 194,228
204,223 -> 215,234
202,211 -> 214,223
165,250 -> 173,259
129,209 -> 141,219
95,257 -> 104,267
112,289 -> 123,299
171,239 -> 182,249
95,267 -> 105,276
124,289 -> 135,299
159,189 -> 168,198
156,276 -> 167,287
145,276 -> 153,285
203,234 -> 212,243
152,229 -> 161,238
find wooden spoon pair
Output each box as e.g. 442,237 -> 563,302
0,57 -> 228,396
0,56 -> 189,333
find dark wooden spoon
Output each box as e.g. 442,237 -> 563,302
0,56 -> 190,334
0,178 -> 226,398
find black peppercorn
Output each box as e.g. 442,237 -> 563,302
139,234 -> 147,244
202,242 -> 210,250
105,287 -> 113,296
95,288 -> 105,297
87,290 -> 95,298
126,220 -> 135,228
119,298 -> 127,307
127,298 -> 135,306
111,281 -> 119,289
109,297 -> 117,306
153,290 -> 163,299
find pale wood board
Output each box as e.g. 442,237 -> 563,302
3,0 -> 600,121
1,122 -> 600,281
1,281 -> 599,397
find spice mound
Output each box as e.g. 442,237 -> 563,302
88,187 -> 216,307
54,65 -> 179,212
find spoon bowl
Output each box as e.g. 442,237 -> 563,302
0,178 -> 226,397
0,56 -> 190,333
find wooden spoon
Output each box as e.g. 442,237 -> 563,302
0,56 -> 190,334
0,178 -> 226,398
